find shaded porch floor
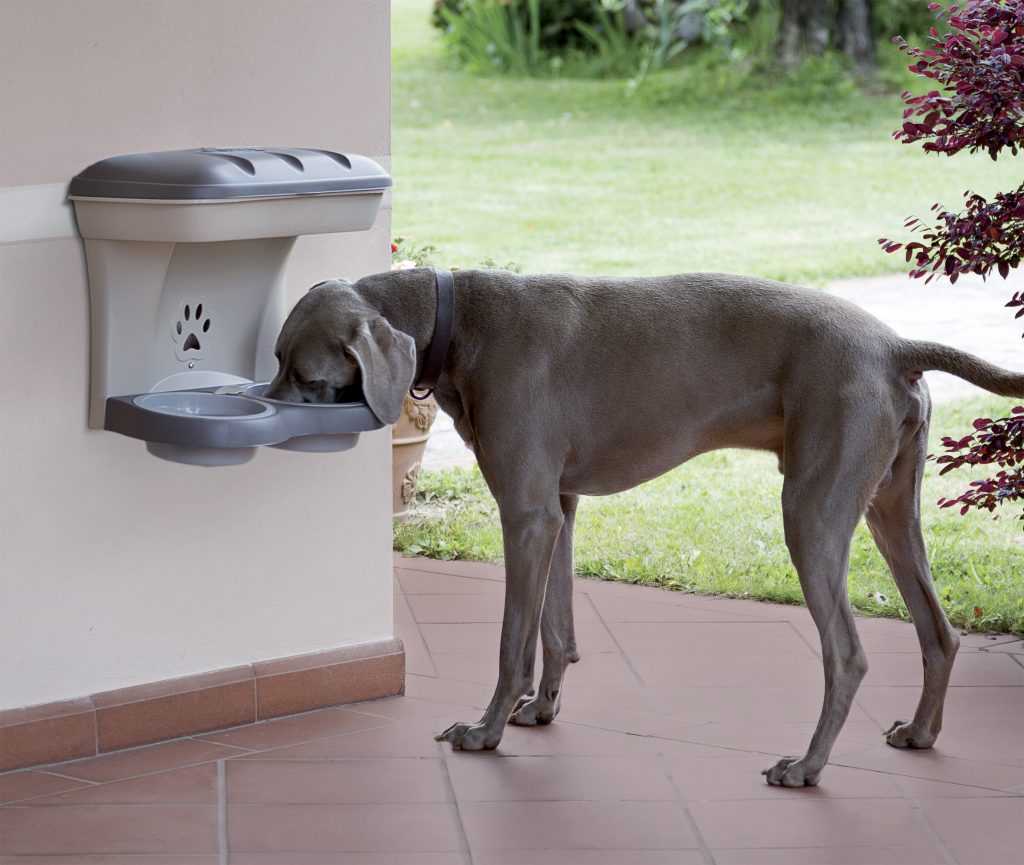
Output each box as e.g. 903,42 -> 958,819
2,554 -> 1022,863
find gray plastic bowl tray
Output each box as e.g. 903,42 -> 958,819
104,384 -> 385,466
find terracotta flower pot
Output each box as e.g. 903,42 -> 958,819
392,393 -> 439,520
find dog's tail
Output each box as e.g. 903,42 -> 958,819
898,339 -> 1024,398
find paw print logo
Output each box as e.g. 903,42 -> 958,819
172,302 -> 212,362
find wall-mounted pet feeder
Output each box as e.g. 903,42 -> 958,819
69,147 -> 391,466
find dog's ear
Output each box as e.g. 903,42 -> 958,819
348,316 -> 416,424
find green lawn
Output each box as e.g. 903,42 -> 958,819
390,1 -> 1023,634
392,0 -> 1018,284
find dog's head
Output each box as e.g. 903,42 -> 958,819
264,279 -> 416,424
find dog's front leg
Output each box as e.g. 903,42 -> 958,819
436,500 -> 564,750
511,494 -> 580,726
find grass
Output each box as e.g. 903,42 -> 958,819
390,2 -> 1023,633
394,396 -> 1024,636
392,0 -> 1018,284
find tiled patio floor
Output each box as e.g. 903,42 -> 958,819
2,554 -> 1022,864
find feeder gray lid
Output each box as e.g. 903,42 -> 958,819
68,147 -> 391,201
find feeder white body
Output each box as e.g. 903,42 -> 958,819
69,148 -> 390,465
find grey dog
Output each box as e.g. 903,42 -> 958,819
266,268 -> 1024,787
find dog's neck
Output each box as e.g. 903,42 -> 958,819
354,268 -> 449,379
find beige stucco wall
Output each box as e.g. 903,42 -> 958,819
0,0 -> 394,709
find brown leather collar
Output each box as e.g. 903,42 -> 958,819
410,268 -> 454,400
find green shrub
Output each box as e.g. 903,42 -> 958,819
433,0 -> 606,52
435,0 -> 610,74
433,0 -> 735,78
431,0 -> 938,80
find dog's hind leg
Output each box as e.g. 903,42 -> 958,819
511,494 -> 580,727
764,411 -> 893,787
437,488 -> 564,750
866,424 -> 960,750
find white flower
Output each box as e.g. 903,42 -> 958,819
391,259 -> 418,271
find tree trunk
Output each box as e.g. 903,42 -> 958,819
776,0 -> 833,66
836,0 -> 877,73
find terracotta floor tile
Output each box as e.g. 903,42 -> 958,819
862,651 -> 1024,688
791,620 -> 922,654
834,746 -> 1024,791
689,798 -> 937,849
570,683 -> 838,725
227,757 -> 449,803
586,593 -> 751,623
431,650 -> 640,689
607,621 -> 811,654
230,717 -> 453,760
195,707 -> 392,751
0,803 -> 218,855
231,853 -> 466,865
25,762 -> 217,805
911,718 -> 1024,766
575,578 -> 708,604
948,845 -> 1024,865
407,593 -> 509,624
403,674 -> 493,708
37,737 -> 242,783
712,847 -> 947,865
460,800 -> 699,851
979,638 -> 1024,655
447,754 -> 676,801
409,592 -> 600,624
657,719 -> 882,760
474,851 -> 706,865
395,592 -> 438,677
625,651 -> 823,688
665,752 -> 902,800
459,719 -> 714,758
417,622 -> 505,655
555,697 -> 695,736
681,597 -> 810,621
855,616 -> 941,638
893,775 -> 1021,798
345,695 -> 475,722
396,567 -> 505,594
0,857 -> 219,864
393,556 -> 504,581
419,620 -> 618,655
0,770 -> 92,804
6,562 -> 1021,860
916,796 -> 1024,849
857,685 -> 1024,724
227,802 -> 462,853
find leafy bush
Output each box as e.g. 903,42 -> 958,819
434,0 -> 605,74
879,0 -> 1024,524
433,0 -> 605,53
936,408 -> 1024,520
433,0 -> 753,78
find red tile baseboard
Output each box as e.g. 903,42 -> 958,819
0,638 -> 404,772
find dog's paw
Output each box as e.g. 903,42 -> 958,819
509,694 -> 558,727
435,721 -> 501,751
762,756 -> 821,787
884,720 -> 936,749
